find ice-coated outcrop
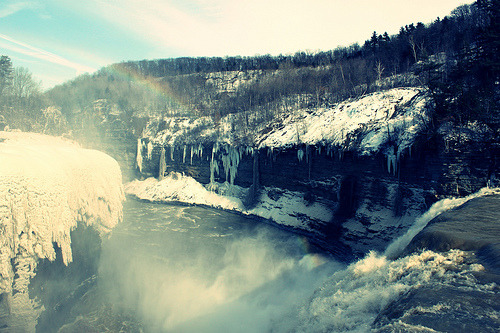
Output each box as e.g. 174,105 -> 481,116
142,87 -> 428,156
256,87 -> 428,155
137,87 -> 429,184
0,131 -> 124,296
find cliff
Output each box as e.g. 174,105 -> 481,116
124,87 -> 499,258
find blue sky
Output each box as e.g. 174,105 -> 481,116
0,0 -> 474,90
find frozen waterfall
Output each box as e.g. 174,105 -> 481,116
0,131 -> 124,323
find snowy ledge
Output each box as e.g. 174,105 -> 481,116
0,131 -> 125,294
143,87 -> 429,158
256,87 -> 429,155
125,173 -> 333,233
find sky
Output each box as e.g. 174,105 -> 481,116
0,0 -> 475,90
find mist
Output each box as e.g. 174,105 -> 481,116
94,202 -> 341,332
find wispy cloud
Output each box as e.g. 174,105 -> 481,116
73,0 -> 224,55
0,1 -> 38,18
0,33 -> 96,74
81,0 -> 476,58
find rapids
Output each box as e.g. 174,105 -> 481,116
52,193 -> 498,332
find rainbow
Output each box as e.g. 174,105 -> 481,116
297,237 -> 327,269
104,63 -> 189,112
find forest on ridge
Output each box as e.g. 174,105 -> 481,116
0,0 -> 498,140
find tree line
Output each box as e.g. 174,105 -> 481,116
1,0 -> 498,138
0,56 -> 59,132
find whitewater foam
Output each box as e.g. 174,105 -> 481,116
290,249 -> 492,333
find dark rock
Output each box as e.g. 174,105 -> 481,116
374,285 -> 500,332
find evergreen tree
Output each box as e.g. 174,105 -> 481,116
0,55 -> 13,96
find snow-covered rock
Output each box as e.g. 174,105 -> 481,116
256,87 -> 429,156
125,172 -> 332,232
142,87 -> 429,157
0,131 -> 124,296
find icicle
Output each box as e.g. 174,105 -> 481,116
222,145 -> 231,182
297,148 -> 305,162
198,143 -> 203,159
386,146 -> 397,175
245,146 -> 254,156
159,147 -> 166,180
229,146 -> 241,185
239,146 -> 244,160
190,145 -> 194,165
327,144 -> 332,158
147,141 -> 153,160
170,145 -> 174,161
136,138 -> 143,173
209,143 -> 220,188
317,145 -> 322,155
267,147 -> 273,158
182,145 -> 187,164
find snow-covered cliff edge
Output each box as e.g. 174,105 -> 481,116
0,131 -> 124,330
128,86 -> 498,257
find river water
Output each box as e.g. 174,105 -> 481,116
94,199 -> 341,332
54,196 -> 498,332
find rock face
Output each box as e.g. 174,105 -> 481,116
102,87 -> 498,256
132,129 -> 498,257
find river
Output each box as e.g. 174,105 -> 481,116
51,195 -> 498,332
54,199 -> 340,332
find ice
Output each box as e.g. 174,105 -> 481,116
386,146 -> 397,175
136,138 -> 143,173
220,145 -> 243,185
209,143 -> 220,187
147,141 -> 153,160
159,147 -> 167,180
0,131 -> 124,296
257,88 -> 429,156
125,174 -> 332,231
170,145 -> 174,161
297,148 -> 305,162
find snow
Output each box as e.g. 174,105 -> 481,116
125,174 -> 243,211
145,117 -> 217,146
257,88 -> 428,157
143,88 -> 428,159
125,173 -> 332,231
0,131 -> 124,295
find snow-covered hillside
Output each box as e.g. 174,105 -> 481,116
256,87 -> 428,155
0,131 -> 124,312
143,88 -> 429,157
